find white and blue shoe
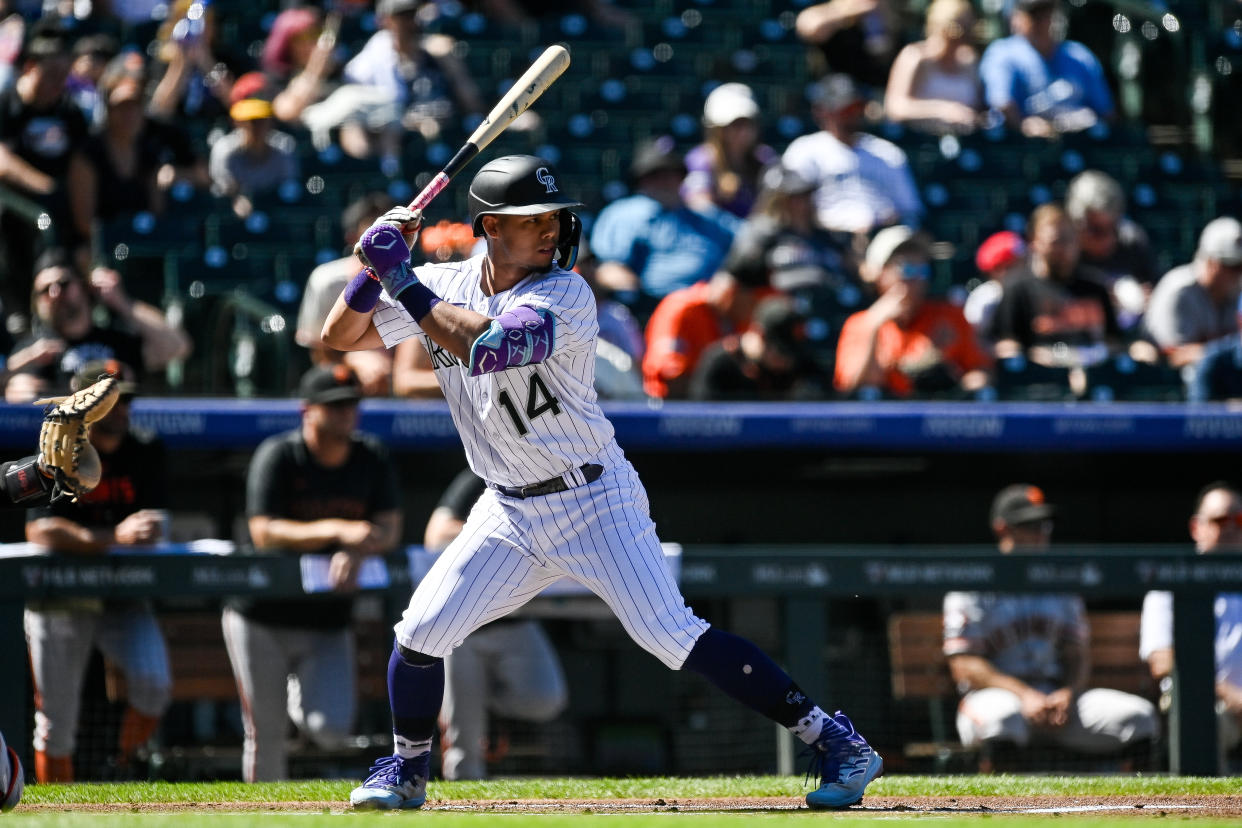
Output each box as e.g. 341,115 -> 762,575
805,711 -> 883,810
350,753 -> 429,810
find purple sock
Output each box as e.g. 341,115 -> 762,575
387,644 -> 444,755
344,268 -> 382,313
683,627 -> 818,728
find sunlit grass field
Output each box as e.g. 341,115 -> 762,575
10,774 -> 1242,827
18,774 -> 1242,803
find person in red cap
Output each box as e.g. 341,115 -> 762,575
964,230 -> 1026,347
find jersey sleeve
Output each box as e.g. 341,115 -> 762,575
979,41 -> 1017,111
1138,590 -> 1173,660
518,272 -> 598,355
943,591 -> 986,657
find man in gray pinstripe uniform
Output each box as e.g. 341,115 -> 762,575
323,154 -> 882,810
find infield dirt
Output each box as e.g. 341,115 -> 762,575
18,795 -> 1242,816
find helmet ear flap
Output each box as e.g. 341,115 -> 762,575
556,211 -> 582,270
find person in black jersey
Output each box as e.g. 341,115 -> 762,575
222,364 -> 403,781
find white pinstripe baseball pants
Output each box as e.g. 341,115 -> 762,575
396,442 -> 709,669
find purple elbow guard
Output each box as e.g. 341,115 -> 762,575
468,306 -> 555,376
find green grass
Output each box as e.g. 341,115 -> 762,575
8,814 -> 1242,828
17,773 -> 1242,805
12,775 -> 1242,828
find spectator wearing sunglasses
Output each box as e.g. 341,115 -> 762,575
834,225 -> 990,398
989,203 -> 1123,368
4,248 -> 190,402
1145,217 -> 1242,370
1065,171 -> 1156,332
945,485 -> 1160,769
1140,482 -> 1242,772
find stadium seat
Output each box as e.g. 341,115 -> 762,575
1083,354 -> 1186,402
992,356 -> 1079,402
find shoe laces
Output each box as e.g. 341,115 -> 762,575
364,754 -> 424,788
804,712 -> 870,787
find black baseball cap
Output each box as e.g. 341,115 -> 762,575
299,364 -> 363,405
753,296 -> 805,359
991,484 -> 1056,526
630,136 -> 687,181
1011,0 -> 1056,16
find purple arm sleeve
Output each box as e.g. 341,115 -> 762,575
467,305 -> 556,376
344,268 -> 382,313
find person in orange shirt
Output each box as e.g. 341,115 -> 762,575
835,226 -> 991,398
642,264 -> 769,398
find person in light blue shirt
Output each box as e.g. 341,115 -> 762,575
980,0 -> 1114,137
1188,294 -> 1242,403
590,136 -> 741,316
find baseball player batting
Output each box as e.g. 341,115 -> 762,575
322,155 -> 882,810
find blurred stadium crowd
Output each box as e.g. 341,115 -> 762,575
0,0 -> 1241,407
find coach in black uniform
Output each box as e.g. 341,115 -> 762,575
223,364 -> 402,781
24,361 -> 172,782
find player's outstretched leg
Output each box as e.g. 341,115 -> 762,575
681,628 -> 882,809
350,644 -> 443,810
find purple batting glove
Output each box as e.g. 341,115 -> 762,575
360,223 -> 420,297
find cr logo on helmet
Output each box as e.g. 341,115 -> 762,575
535,167 -> 558,194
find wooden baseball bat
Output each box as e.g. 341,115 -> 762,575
406,44 -> 571,212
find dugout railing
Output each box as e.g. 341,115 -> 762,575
0,545 -> 1236,777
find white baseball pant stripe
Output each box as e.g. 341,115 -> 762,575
397,443 -> 709,669
24,606 -> 171,756
956,686 -> 1160,752
221,607 -> 356,782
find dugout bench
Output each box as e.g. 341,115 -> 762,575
886,611 -> 1156,772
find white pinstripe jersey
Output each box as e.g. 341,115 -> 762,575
373,254 -> 616,488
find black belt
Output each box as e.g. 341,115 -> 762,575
489,463 -> 604,499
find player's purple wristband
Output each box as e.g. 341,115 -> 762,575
344,268 -> 382,313
395,281 -> 442,323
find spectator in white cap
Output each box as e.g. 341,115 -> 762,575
782,73 -> 924,235
1144,216 -> 1242,369
682,82 -> 777,218
834,225 -> 990,398
883,0 -> 983,135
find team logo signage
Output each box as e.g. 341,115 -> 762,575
535,167 -> 558,193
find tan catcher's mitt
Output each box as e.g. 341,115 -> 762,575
34,375 -> 121,501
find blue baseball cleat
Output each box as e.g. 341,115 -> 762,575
350,753 -> 429,810
805,711 -> 883,810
